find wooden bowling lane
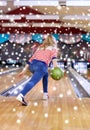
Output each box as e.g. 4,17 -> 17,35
0,67 -> 31,93
87,69 -> 90,80
0,70 -> 90,130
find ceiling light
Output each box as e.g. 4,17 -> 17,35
66,0 -> 90,6
32,23 -> 61,27
26,15 -> 59,20
0,14 -> 59,21
0,15 -> 21,20
63,15 -> 90,20
2,23 -> 29,27
63,23 -> 84,27
14,0 -> 59,6
0,0 -> 7,6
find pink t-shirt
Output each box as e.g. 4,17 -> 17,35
29,48 -> 57,65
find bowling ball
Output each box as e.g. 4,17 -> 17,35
50,67 -> 64,80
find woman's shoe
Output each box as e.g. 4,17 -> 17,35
43,93 -> 49,100
16,93 -> 28,106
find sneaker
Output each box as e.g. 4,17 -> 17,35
43,93 -> 49,100
16,93 -> 28,106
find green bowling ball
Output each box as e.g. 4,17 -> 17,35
50,67 -> 64,80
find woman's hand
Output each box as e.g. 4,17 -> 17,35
52,59 -> 58,68
18,64 -> 29,77
18,71 -> 24,77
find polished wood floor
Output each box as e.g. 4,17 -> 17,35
0,68 -> 90,130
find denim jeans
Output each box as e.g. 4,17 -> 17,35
21,59 -> 48,96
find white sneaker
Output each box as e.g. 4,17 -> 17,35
43,93 -> 49,100
16,93 -> 28,106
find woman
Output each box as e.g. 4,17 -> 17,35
16,35 -> 58,106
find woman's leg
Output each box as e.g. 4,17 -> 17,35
16,60 -> 48,105
21,69 -> 45,96
42,72 -> 48,93
20,60 -> 48,96
42,72 -> 49,100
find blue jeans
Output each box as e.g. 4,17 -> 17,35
21,59 -> 48,96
